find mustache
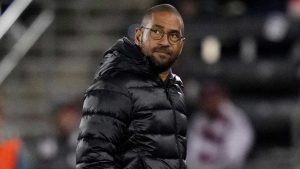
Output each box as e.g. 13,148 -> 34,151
153,46 -> 171,55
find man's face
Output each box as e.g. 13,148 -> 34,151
135,11 -> 184,73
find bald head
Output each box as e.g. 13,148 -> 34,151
141,4 -> 184,34
135,4 -> 185,75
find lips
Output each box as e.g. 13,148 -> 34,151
154,51 -> 170,56
153,49 -> 171,56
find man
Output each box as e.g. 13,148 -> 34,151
76,4 -> 187,169
186,83 -> 253,169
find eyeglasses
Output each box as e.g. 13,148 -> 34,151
140,26 -> 185,44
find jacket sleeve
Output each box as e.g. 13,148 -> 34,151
76,81 -> 132,169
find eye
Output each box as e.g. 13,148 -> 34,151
170,33 -> 180,40
151,29 -> 162,35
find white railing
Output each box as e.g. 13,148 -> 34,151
0,0 -> 32,39
0,9 -> 54,85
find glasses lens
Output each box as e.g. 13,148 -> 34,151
147,27 -> 183,44
150,29 -> 163,39
169,33 -> 181,43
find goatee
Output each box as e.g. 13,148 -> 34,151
147,55 -> 177,73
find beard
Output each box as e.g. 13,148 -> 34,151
147,55 -> 177,73
146,46 -> 178,73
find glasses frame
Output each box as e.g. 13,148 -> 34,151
140,26 -> 185,44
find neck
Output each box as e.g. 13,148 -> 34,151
159,70 -> 170,82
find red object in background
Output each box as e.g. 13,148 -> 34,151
0,138 -> 21,169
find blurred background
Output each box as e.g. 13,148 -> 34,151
0,0 -> 300,168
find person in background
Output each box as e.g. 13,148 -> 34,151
35,103 -> 80,169
186,82 -> 254,169
0,100 -> 33,169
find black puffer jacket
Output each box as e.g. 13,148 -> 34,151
76,37 -> 187,169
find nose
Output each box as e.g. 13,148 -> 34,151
158,34 -> 171,46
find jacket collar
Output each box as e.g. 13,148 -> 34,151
97,37 -> 177,85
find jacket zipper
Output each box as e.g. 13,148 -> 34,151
162,79 -> 184,169
138,153 -> 148,169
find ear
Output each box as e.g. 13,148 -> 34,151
135,27 -> 142,46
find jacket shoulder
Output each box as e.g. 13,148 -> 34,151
83,76 -> 132,125
86,76 -> 130,98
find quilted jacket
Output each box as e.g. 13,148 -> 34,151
76,37 -> 187,169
